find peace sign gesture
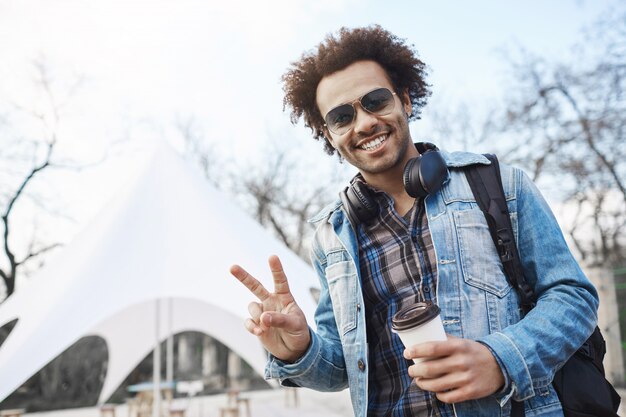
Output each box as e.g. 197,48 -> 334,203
230,255 -> 311,363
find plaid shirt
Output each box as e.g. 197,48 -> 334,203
355,179 -> 454,417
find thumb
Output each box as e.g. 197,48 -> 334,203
260,311 -> 305,333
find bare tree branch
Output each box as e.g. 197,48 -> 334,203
0,59 -> 83,301
17,242 -> 63,267
434,10 -> 626,267
542,83 -> 626,200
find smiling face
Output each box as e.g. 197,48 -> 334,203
316,60 -> 417,187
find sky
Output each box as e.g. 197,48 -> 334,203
0,0 -> 623,286
1,0 -> 620,156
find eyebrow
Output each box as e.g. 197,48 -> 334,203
329,86 -> 387,110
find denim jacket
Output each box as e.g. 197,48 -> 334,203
265,151 -> 599,417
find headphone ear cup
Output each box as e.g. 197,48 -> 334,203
419,150 -> 448,194
403,150 -> 449,198
341,181 -> 379,225
403,157 -> 427,198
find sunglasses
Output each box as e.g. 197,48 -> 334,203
323,87 -> 398,135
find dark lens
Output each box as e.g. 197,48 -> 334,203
325,104 -> 355,132
362,88 -> 394,114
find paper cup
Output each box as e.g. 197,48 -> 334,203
392,302 -> 447,363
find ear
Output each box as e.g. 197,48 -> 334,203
323,127 -> 337,149
401,89 -> 412,116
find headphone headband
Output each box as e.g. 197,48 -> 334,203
340,142 -> 448,226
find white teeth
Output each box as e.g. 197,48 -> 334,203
360,135 -> 387,151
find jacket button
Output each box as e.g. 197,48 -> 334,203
357,303 -> 361,311
423,286 -> 430,293
358,359 -> 366,371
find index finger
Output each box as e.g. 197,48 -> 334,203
230,264 -> 271,301
404,339 -> 455,360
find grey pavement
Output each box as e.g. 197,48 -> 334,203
21,387 -> 353,417
17,387 -> 626,417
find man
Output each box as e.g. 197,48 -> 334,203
229,25 -> 598,416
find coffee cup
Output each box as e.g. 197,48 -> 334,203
391,302 -> 447,363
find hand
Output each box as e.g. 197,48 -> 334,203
230,255 -> 310,363
403,337 -> 505,403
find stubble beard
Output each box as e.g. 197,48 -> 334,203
347,119 -> 412,176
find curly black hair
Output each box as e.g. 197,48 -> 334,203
282,25 -> 431,156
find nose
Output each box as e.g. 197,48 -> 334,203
353,105 -> 379,136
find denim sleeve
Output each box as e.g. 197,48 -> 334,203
477,168 -> 599,402
478,341 -> 515,406
265,327 -> 348,390
264,238 -> 349,391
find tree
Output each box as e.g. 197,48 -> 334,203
234,141 -> 340,259
0,59 -> 81,301
178,119 -> 346,261
486,10 -> 626,268
176,115 -> 229,190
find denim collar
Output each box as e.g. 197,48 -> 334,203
308,150 -> 491,224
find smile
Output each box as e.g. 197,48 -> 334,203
359,134 -> 388,151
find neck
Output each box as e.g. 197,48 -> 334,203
361,166 -> 405,197
360,143 -> 420,216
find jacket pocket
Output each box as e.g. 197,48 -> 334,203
453,209 -> 512,297
325,260 -> 358,335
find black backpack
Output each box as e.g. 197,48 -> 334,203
465,154 -> 621,417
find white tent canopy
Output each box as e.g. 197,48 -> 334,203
0,141 -> 320,404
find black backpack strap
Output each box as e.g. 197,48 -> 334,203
464,154 -> 535,417
464,154 -> 535,313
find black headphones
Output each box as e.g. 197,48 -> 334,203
339,142 -> 449,226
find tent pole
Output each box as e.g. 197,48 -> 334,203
166,297 -> 173,383
153,298 -> 161,417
